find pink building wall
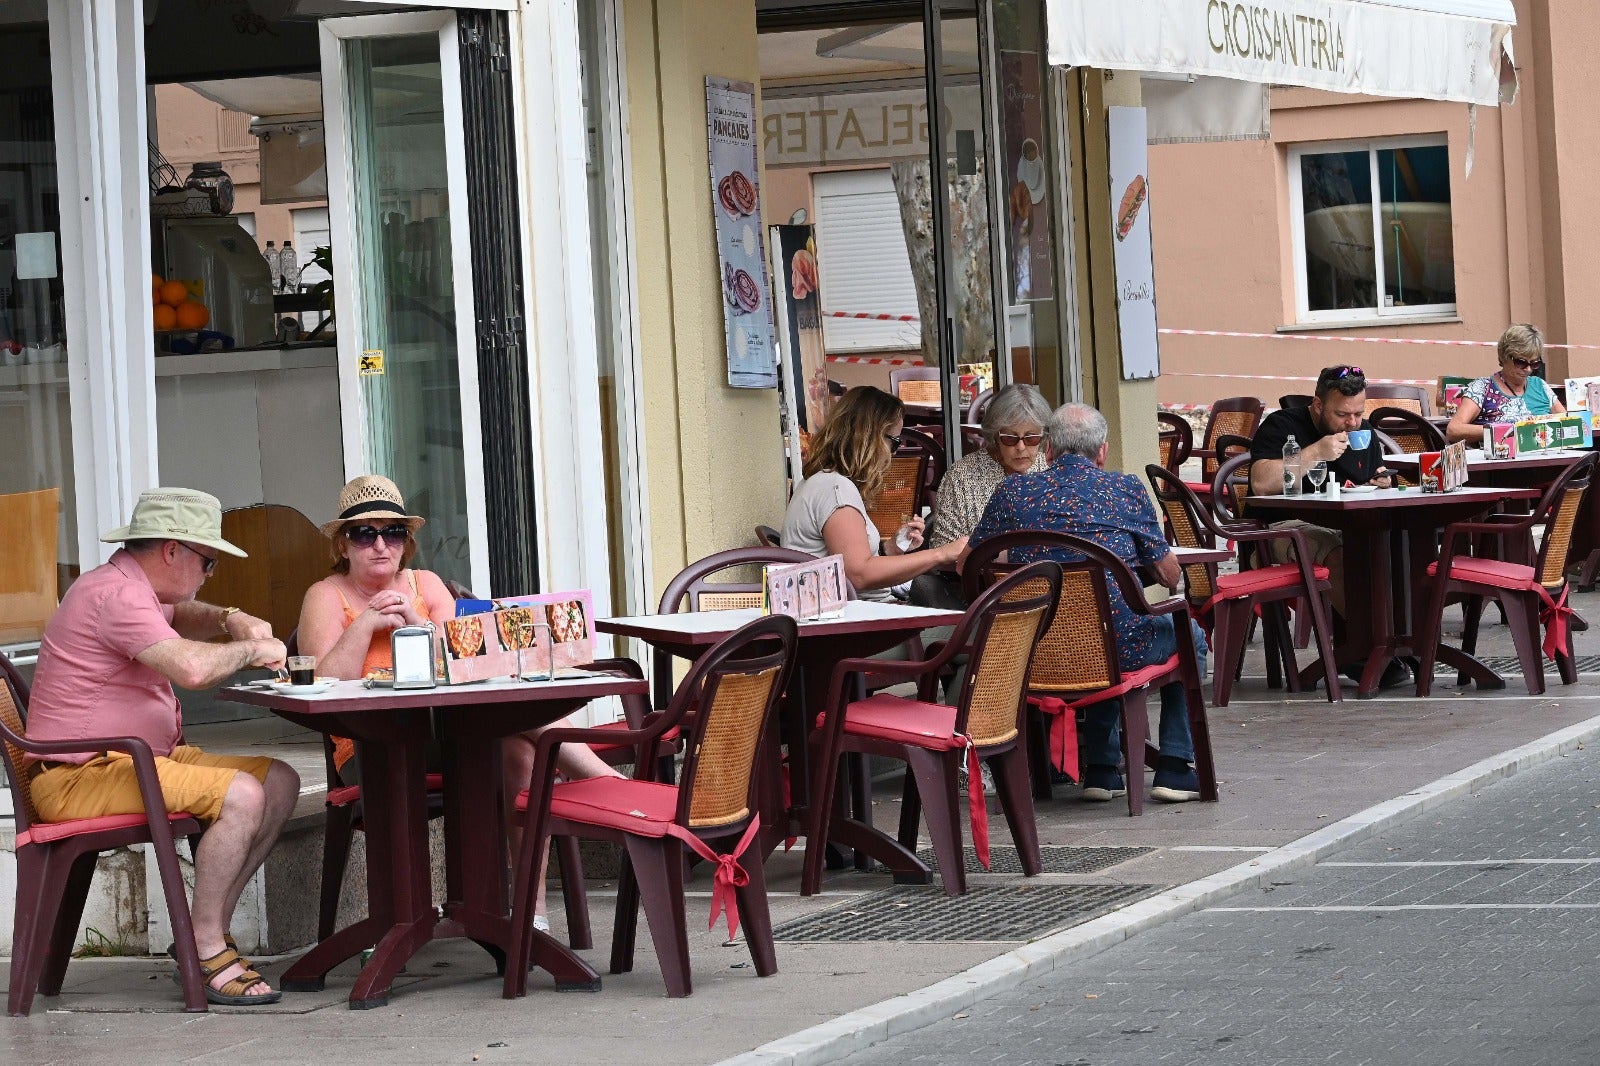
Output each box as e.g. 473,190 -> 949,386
1149,0 -> 1600,408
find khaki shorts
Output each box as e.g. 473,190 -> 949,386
29,745 -> 275,825
1264,520 -> 1343,567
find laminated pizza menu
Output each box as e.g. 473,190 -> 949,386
764,555 -> 847,621
706,76 -> 778,390
444,589 -> 596,684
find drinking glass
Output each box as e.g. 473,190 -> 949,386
287,655 -> 316,686
1306,461 -> 1329,494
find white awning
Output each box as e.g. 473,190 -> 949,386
1049,0 -> 1517,106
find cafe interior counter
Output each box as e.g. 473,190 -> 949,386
155,338 -> 345,529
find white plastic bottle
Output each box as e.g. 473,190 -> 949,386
279,240 -> 300,293
262,240 -> 279,292
1282,435 -> 1302,496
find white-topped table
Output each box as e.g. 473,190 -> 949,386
222,670 -> 647,1007
597,600 -> 962,882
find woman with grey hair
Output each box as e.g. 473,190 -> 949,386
911,383 -> 1051,608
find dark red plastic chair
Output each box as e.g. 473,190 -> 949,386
0,666 -> 208,1015
506,614 -> 799,998
1417,453 -> 1596,696
803,562 -> 1062,896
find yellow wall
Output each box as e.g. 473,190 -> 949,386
1068,68 -> 1158,480
622,0 -> 787,593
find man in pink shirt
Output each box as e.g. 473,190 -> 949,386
26,488 -> 298,1006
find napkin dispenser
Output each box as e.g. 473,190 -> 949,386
390,624 -> 437,689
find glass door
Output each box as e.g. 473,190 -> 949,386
926,0 -> 1002,454
320,13 -> 487,592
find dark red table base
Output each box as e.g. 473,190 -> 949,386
247,689 -> 638,1008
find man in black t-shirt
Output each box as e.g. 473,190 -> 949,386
1248,365 -> 1405,686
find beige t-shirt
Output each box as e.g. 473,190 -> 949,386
780,470 -> 892,603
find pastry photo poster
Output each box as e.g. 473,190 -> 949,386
446,589 -> 596,683
1106,106 -> 1159,381
707,76 -> 778,390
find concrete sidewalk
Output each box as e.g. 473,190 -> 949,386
6,604 -> 1600,1065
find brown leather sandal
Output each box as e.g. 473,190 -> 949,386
195,946 -> 282,1006
169,933 -> 248,981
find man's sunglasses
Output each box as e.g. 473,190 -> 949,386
996,432 -> 1044,447
1325,364 -> 1363,380
345,524 -> 411,548
1508,356 -> 1543,371
178,541 -> 218,576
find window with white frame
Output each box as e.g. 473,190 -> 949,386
1289,138 -> 1455,323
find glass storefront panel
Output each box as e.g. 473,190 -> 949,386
579,0 -> 647,620
342,33 -> 472,588
989,0 -> 1067,401
0,16 -> 72,644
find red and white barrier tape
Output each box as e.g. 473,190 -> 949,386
824,310 -> 921,322
1159,327 -> 1600,352
824,354 -> 924,365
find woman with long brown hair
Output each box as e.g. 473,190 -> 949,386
781,385 -> 966,600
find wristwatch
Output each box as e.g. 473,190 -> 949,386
219,606 -> 242,634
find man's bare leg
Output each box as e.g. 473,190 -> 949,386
216,761 -> 300,924
190,772 -> 274,995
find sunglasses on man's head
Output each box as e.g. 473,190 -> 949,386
1508,356 -> 1543,371
345,524 -> 410,548
996,432 -> 1045,447
1326,365 -> 1363,380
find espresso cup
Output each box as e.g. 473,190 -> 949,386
1346,428 -> 1372,451
288,655 -> 316,686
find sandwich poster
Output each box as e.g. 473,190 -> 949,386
445,589 -> 596,684
707,76 -> 779,390
1106,106 -> 1159,380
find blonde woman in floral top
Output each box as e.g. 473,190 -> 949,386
912,384 -> 1052,609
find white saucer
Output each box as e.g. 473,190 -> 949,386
1341,484 -> 1379,493
273,677 -> 338,695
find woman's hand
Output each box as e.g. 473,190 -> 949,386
889,515 -> 926,555
364,589 -> 421,630
938,535 -> 969,567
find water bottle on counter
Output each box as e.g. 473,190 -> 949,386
1282,435 -> 1302,496
279,241 -> 300,293
262,241 -> 280,292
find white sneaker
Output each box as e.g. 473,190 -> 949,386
533,914 -> 550,933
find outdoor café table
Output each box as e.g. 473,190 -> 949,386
221,671 -> 647,1008
1384,449 -> 1588,564
596,601 -> 962,881
1246,484 -> 1540,698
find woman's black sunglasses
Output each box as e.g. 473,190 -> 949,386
345,524 -> 410,548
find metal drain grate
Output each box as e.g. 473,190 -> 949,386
1481,655 -> 1600,675
907,844 -> 1154,875
772,883 -> 1164,943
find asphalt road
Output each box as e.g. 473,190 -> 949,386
840,742 -> 1600,1066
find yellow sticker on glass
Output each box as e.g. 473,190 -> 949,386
358,350 -> 385,376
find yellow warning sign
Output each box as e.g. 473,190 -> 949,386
358,350 -> 385,376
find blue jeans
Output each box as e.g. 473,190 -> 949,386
1081,616 -> 1208,768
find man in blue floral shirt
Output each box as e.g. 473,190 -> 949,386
965,403 -> 1208,804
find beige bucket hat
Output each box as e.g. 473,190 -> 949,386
101,487 -> 247,557
319,474 -> 426,538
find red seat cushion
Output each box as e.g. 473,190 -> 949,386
16,811 -> 195,848
327,772 -> 443,808
1214,563 -> 1329,599
1065,654 -> 1181,708
1427,557 -> 1538,592
816,693 -> 964,751
585,720 -> 682,753
1183,482 -> 1212,496
516,776 -> 681,839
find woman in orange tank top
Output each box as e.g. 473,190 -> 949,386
296,475 -> 620,930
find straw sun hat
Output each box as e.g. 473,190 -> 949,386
101,487 -> 247,557
319,474 -> 426,538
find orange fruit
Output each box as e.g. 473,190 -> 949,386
159,279 -> 190,307
152,303 -> 177,331
175,300 -> 209,330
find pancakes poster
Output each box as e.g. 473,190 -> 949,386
707,76 -> 778,390
443,589 -> 595,684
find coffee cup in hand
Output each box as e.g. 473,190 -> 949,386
1346,428 -> 1372,451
